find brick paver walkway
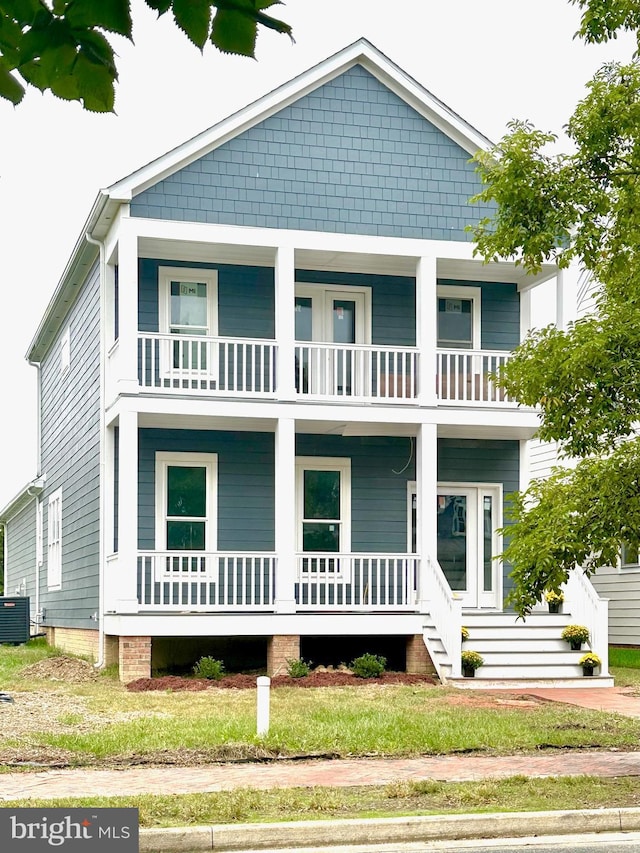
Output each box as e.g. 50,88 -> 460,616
2,686 -> 640,802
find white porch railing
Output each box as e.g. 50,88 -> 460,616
137,551 -> 276,610
564,569 -> 609,675
436,349 -> 511,405
295,343 -> 418,401
295,553 -> 418,610
424,554 -> 462,678
138,333 -> 277,395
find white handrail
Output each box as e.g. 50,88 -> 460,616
424,554 -> 462,678
564,569 -> 609,675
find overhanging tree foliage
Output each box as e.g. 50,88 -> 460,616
0,0 -> 292,112
470,0 -> 640,615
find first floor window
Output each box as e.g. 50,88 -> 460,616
621,539 -> 640,568
155,452 -> 217,551
47,489 -> 62,589
296,457 -> 351,559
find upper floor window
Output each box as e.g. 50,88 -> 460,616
437,285 -> 481,350
158,267 -> 218,375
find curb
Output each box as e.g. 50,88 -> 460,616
139,807 -> 640,851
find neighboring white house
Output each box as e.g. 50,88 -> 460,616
0,39 -> 611,685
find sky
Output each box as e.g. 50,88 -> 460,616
0,0 -> 635,507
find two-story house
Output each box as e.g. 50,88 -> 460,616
0,40 -> 612,685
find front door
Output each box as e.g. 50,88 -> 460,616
409,482 -> 501,608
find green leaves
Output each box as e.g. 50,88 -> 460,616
0,0 -> 292,111
571,0 -> 640,53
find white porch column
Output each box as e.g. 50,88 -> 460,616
416,422 -> 438,611
274,417 -> 297,613
556,265 -> 577,331
117,222 -> 140,394
115,409 -> 139,613
519,287 -> 532,342
275,246 -> 296,401
416,256 -> 437,406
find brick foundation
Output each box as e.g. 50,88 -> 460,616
406,634 -> 438,677
119,636 -> 152,683
104,635 -> 119,668
45,627 -> 99,661
267,635 -> 300,676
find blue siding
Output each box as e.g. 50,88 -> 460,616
4,500 -> 37,624
438,438 -> 519,597
130,65 -> 494,240
296,434 -> 414,553
39,262 -> 101,629
138,430 -> 275,550
138,258 -> 275,338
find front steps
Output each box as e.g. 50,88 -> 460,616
425,611 -> 614,689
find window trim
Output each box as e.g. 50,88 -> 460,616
437,284 -> 481,350
295,456 -> 351,555
47,488 -> 62,590
620,541 -> 640,572
158,266 -> 219,338
154,451 -> 218,552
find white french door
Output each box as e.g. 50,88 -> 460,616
410,482 -> 502,608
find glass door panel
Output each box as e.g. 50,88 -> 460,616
437,493 -> 469,593
332,299 -> 356,396
295,296 -> 313,393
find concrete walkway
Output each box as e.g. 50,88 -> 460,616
1,686 -> 640,802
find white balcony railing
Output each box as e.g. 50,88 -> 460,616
295,343 -> 418,401
138,334 -> 277,395
436,349 -> 511,405
137,551 -> 276,611
295,553 -> 418,610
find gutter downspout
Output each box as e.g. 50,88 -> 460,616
86,231 -> 107,669
27,361 -> 42,629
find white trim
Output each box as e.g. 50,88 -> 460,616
47,488 -> 62,591
154,451 -> 218,551
295,456 -> 351,555
437,285 -> 481,350
407,480 -> 417,554
158,266 -> 218,337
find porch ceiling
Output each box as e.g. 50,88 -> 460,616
438,423 -> 538,440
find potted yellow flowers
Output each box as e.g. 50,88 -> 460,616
561,624 -> 590,651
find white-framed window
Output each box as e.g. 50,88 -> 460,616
47,489 -> 62,590
158,266 -> 219,376
621,540 -> 640,571
36,499 -> 43,567
295,457 -> 351,559
60,326 -> 71,374
437,285 -> 481,350
155,452 -> 218,551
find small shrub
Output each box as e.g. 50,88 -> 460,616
579,652 -> 601,668
350,652 -> 386,678
193,656 -> 225,680
461,650 -> 484,670
461,626 -> 469,642
561,624 -> 590,644
286,658 -> 311,678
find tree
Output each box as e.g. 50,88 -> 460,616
470,0 -> 640,615
0,0 -> 292,112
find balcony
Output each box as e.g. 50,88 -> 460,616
114,334 -> 515,406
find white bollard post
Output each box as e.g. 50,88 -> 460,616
256,676 -> 270,736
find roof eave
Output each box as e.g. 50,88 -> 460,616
0,477 -> 45,524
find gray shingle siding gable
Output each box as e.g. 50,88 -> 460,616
130,65 -> 494,239
4,500 -> 37,623
39,261 -> 101,628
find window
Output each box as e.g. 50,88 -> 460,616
47,489 -> 62,590
437,285 -> 481,350
60,327 -> 70,374
621,539 -> 640,569
158,267 -> 218,374
296,457 -> 351,557
155,452 -> 217,551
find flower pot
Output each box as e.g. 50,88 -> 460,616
582,665 -> 595,677
570,640 -> 582,651
548,602 -> 561,614
462,666 -> 476,678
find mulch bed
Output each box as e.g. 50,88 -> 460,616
127,671 -> 437,691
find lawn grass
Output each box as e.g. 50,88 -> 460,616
609,646 -> 640,669
3,640 -> 640,764
3,776 -> 640,827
